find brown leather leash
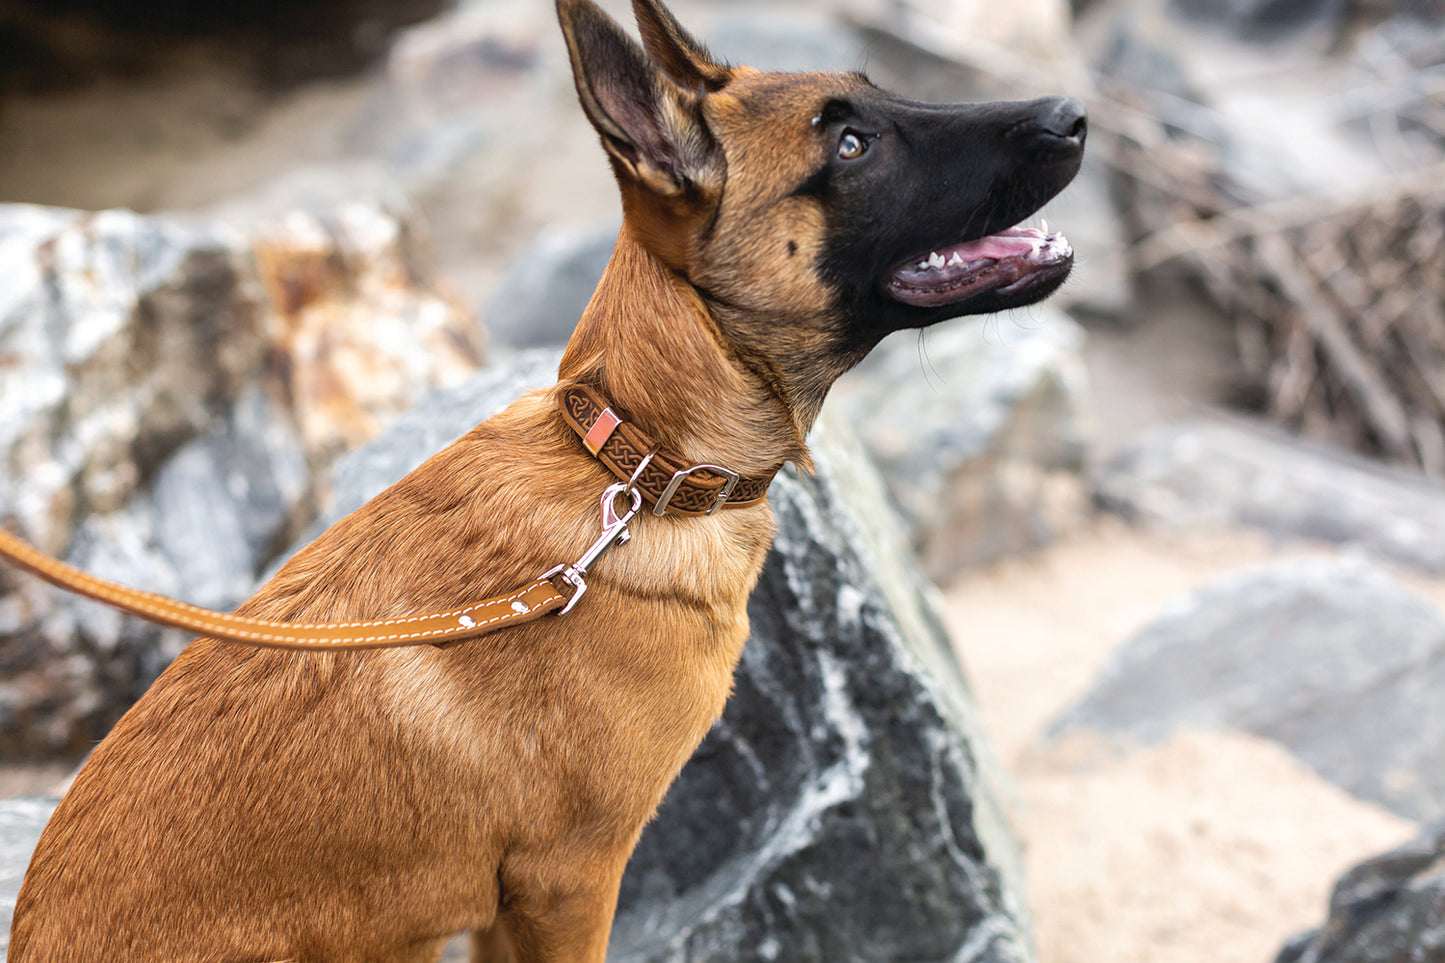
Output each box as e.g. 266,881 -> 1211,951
0,387 -> 775,651
0,525 -> 571,651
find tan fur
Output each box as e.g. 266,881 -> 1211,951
9,3 -> 953,960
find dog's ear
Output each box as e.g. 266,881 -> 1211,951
557,0 -> 723,203
631,0 -> 732,92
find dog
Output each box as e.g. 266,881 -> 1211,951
9,0 -> 1084,959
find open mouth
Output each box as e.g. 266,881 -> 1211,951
882,224 -> 1073,309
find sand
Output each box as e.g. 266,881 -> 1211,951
942,519 -> 1425,963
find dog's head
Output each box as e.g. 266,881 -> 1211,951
558,0 -> 1085,424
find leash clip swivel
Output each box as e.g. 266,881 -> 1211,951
545,482 -> 643,616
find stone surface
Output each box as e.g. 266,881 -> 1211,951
0,798 -> 53,960
484,222 -> 619,351
1094,419 -> 1445,574
0,205 -> 261,555
835,308 -> 1090,579
1168,0 -> 1349,43
609,414 -> 1030,962
1276,820 -> 1445,963
250,202 -> 485,464
277,352 -> 1033,962
0,201 -> 482,757
844,0 -> 1080,87
1049,555 -> 1445,820
701,7 -> 864,73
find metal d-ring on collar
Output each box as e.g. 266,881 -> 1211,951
626,446 -> 660,503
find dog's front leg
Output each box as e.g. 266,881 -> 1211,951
479,849 -> 629,963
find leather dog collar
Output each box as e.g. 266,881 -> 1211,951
558,385 -> 775,516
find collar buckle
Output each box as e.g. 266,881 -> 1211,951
655,464 -> 740,517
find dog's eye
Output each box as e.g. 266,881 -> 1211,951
837,130 -> 869,160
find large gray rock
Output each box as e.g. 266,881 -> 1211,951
1169,0 -> 1350,44
0,205 -> 261,554
701,7 -> 865,73
0,206 -> 267,756
1094,419 -> 1445,574
836,308 -> 1090,579
1050,556 -> 1445,820
609,413 -> 1029,962
1276,820 -> 1445,963
0,201 -> 482,757
268,352 -> 1033,962
484,222 -> 618,351
0,798 -> 54,960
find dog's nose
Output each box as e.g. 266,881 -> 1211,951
1010,97 -> 1088,154
1040,97 -> 1087,142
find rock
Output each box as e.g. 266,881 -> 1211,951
0,205 -> 262,555
834,308 -> 1090,579
700,8 -> 864,73
1043,152 -> 1134,322
0,200 -> 483,757
0,798 -> 55,961
1049,556 -> 1445,820
1167,0 -> 1350,44
0,205 -> 264,756
287,350 -> 564,549
277,352 -> 1033,962
843,0 -> 1080,88
148,389 -> 311,611
484,222 -> 618,351
250,202 -> 485,465
1277,820 -> 1445,963
1083,0 -> 1398,234
1094,419 -> 1445,574
610,413 -> 1030,962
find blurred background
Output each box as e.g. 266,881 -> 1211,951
2,0 -> 1445,960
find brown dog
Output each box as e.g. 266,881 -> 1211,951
9,0 -> 1084,959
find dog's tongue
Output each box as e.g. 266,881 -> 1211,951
884,225 -> 1073,308
948,231 -> 1042,262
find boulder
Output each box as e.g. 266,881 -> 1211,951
0,205 -> 266,756
0,798 -> 52,960
1094,419 -> 1445,574
0,201 -> 482,757
275,351 -> 1035,962
1049,555 -> 1445,820
0,205 -> 261,554
835,308 -> 1090,579
842,0 -> 1079,87
484,222 -> 618,351
700,7 -> 864,73
1276,820 -> 1445,963
249,202 -> 484,464
609,413 -> 1030,962
1166,0 -> 1351,44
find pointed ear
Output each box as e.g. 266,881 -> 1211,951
631,0 -> 732,92
557,0 -> 723,201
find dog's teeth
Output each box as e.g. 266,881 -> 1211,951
1041,218 -> 1049,235
948,252 -> 964,266
928,252 -> 946,269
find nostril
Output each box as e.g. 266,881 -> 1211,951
1045,98 -> 1087,142
1008,97 -> 1088,152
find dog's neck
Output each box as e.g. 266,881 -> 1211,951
558,226 -> 811,478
